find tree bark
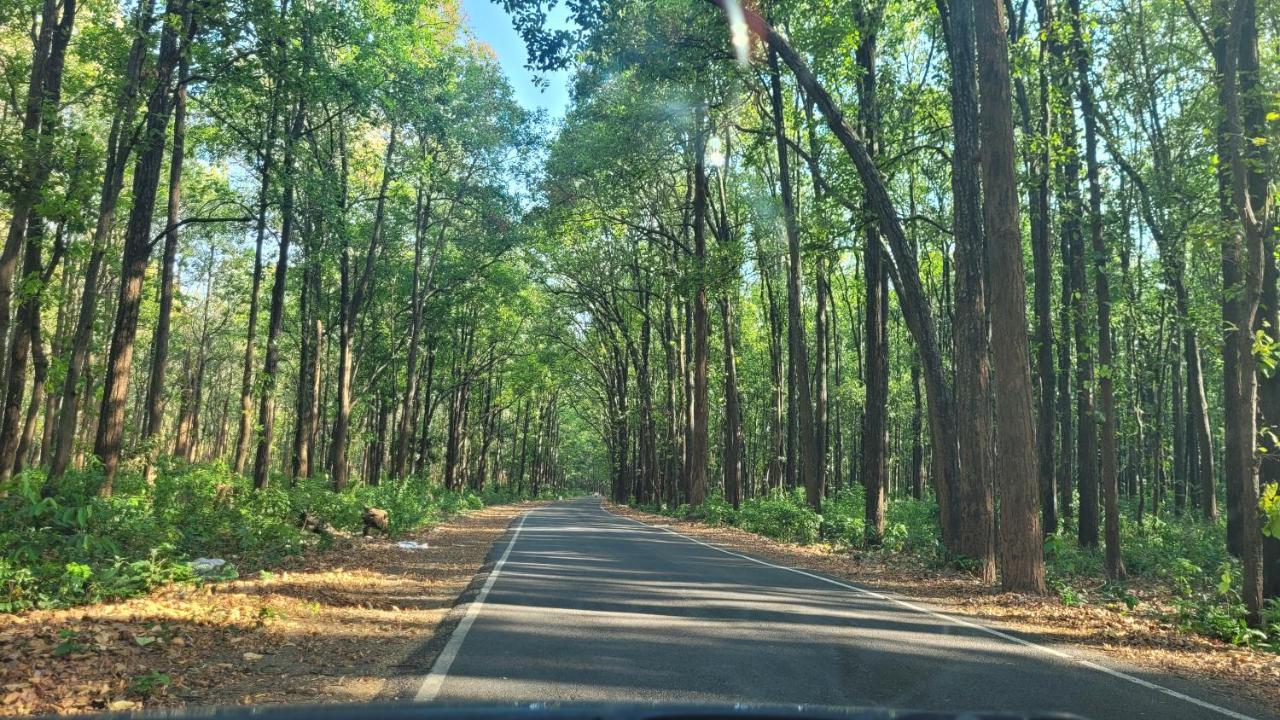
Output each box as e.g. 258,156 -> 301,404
252,99 -> 304,489
1069,0 -> 1123,577
142,40 -> 190,446
767,48 -> 821,511
330,125 -> 396,490
0,0 -> 74,481
93,0 -> 189,493
973,0 -> 1046,592
47,0 -> 156,485
689,114 -> 710,508
938,0 -> 996,578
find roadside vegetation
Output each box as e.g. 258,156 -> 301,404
0,465 -> 530,613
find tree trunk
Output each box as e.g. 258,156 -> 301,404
233,102 -> 280,476
252,99 -> 304,489
1218,0 -> 1269,625
92,0 -> 189,494
1023,0 -> 1057,535
0,0 -> 65,373
142,40 -> 190,445
1058,36 -> 1099,546
973,0 -> 1046,592
330,126 -> 396,490
721,295 -> 743,509
939,0 -> 996,578
0,0 -> 75,481
712,0 -> 962,545
47,0 -> 156,485
1069,0 -> 1123,577
768,49 -> 821,511
688,115 -> 710,506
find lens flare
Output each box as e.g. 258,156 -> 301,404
725,0 -> 750,66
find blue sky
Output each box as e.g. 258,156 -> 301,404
460,0 -> 572,120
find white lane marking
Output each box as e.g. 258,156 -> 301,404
600,504 -> 1256,720
414,510 -> 532,702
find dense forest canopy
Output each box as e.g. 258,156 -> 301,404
1,0 -> 1279,635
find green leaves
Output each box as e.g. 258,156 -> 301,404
1261,483 -> 1280,540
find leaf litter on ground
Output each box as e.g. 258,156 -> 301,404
0,502 -> 542,715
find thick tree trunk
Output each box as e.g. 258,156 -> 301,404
758,243 -> 786,492
721,295 -> 743,509
1256,225 -> 1280,600
1218,0 -> 1268,625
855,24 -> 889,540
47,0 -> 156,485
938,0 -> 996,578
910,361 -> 925,500
0,0 -> 64,371
1213,13 -> 1236,543
0,0 -> 74,481
973,0 -> 1045,592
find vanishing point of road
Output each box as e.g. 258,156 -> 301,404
389,498 -> 1272,720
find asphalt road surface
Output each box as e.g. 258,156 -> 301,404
409,498 -> 1271,720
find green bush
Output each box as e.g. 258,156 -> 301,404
737,489 -> 822,544
0,462 -> 515,612
700,493 -> 738,526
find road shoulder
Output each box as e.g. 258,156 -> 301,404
0,501 -> 543,715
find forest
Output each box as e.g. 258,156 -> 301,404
1,0 -> 1279,659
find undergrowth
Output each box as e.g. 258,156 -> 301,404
0,460 -> 526,612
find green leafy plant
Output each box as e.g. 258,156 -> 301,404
128,671 -> 172,698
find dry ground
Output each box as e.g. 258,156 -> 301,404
606,502 -> 1280,716
0,501 -> 542,715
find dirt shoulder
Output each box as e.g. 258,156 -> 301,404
0,501 -> 542,715
606,503 -> 1280,716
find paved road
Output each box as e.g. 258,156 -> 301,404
411,498 -> 1270,719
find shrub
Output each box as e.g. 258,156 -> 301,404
0,462 -> 514,612
737,489 -> 821,544
700,493 -> 738,526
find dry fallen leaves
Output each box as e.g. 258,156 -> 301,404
0,502 -> 543,716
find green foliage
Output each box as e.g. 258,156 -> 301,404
1043,512 -> 1280,651
128,671 -> 172,699
646,488 -> 944,553
0,463 -> 512,612
736,490 -> 823,544
1261,483 -> 1280,539
819,502 -> 865,547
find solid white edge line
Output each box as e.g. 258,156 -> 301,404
413,510 -> 532,702
600,503 -> 1257,720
